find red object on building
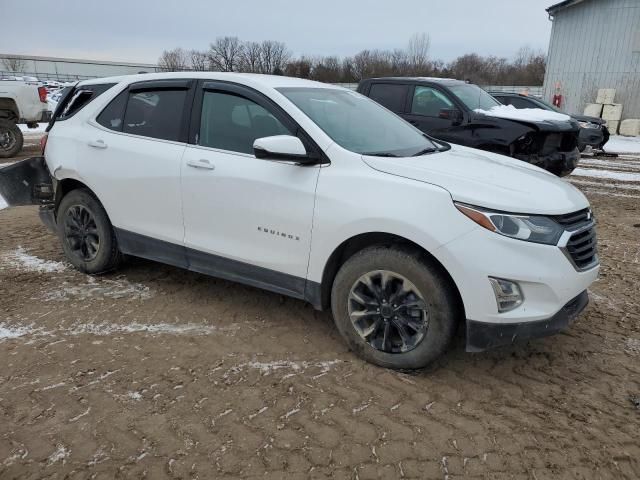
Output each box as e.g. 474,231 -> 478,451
552,94 -> 563,108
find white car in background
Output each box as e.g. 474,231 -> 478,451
0,73 -> 599,369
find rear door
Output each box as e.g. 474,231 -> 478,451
366,83 -> 410,115
180,81 -> 320,296
79,79 -> 193,246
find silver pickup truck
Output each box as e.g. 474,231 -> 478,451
0,79 -> 52,157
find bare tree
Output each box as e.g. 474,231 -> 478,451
209,36 -> 243,72
239,41 -> 262,73
259,40 -> 291,74
157,48 -> 189,71
1,56 -> 26,73
189,49 -> 209,71
407,33 -> 430,74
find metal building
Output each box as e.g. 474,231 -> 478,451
543,0 -> 640,119
0,54 -> 160,82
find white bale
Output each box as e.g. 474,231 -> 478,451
602,104 -> 623,121
607,120 -> 619,135
619,119 -> 640,137
596,88 -> 616,104
584,103 -> 603,117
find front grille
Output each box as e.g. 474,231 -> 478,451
556,208 -> 598,271
554,208 -> 591,229
565,226 -> 598,270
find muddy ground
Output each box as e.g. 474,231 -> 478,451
0,149 -> 639,479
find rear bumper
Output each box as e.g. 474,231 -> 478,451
513,147 -> 580,176
466,290 -> 589,352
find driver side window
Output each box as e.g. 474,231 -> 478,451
199,91 -> 292,155
411,86 -> 454,117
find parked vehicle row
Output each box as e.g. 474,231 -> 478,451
357,78 -> 581,176
0,73 -> 598,369
0,79 -> 52,157
490,91 -> 610,152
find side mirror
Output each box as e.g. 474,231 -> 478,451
439,108 -> 463,125
253,135 -> 316,164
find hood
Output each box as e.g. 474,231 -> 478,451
571,114 -> 605,125
361,145 -> 588,215
473,105 -> 578,132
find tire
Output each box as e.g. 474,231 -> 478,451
0,119 -> 24,158
331,246 -> 460,370
57,188 -> 122,274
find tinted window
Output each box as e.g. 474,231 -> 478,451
56,83 -> 114,120
411,86 -> 455,117
96,90 -> 128,131
122,89 -> 187,141
368,83 -> 408,113
199,91 -> 291,154
508,97 -> 538,109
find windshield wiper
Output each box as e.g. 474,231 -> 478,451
412,147 -> 438,156
363,152 -> 400,157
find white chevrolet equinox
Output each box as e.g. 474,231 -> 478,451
0,73 -> 599,369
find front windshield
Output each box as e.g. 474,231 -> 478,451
277,87 -> 437,157
450,84 -> 501,111
531,96 -> 563,113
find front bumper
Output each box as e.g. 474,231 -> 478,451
578,127 -> 606,151
513,147 -> 580,177
466,290 -> 589,351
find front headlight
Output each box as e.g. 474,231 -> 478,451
578,121 -> 600,129
455,203 -> 564,245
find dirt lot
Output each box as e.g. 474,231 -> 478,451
1,148 -> 639,479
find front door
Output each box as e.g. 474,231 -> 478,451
181,82 -> 320,296
402,85 -> 462,143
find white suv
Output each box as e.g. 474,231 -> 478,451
1,73 -> 599,369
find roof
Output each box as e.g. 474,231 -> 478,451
78,71 -> 342,90
364,77 -> 466,86
546,0 -> 586,14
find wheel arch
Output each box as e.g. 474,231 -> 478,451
316,231 -> 465,320
0,98 -> 20,122
54,177 -> 102,216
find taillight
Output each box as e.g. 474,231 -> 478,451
40,133 -> 48,155
38,86 -> 47,103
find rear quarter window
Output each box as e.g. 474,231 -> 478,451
56,83 -> 115,120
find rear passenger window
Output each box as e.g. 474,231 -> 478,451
56,83 -> 115,120
199,91 -> 291,154
368,84 -> 408,113
122,90 -> 187,142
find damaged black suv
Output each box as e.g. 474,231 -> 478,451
357,78 -> 580,176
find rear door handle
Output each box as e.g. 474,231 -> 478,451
186,158 -> 215,170
88,139 -> 107,149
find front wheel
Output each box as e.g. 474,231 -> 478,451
57,189 -> 122,274
331,246 -> 460,369
0,119 -> 23,158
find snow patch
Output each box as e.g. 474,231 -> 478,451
1,247 -> 68,273
47,444 -> 70,465
43,277 -> 152,301
235,360 -> 342,376
475,104 -> 571,122
603,135 -> 640,155
571,168 -> 640,182
18,123 -> 48,134
624,338 -> 640,356
0,194 -> 7,211
0,324 -> 34,341
66,322 -> 223,336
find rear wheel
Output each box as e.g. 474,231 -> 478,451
331,246 -> 460,369
0,119 -> 23,158
57,189 -> 121,274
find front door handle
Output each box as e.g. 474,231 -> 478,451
88,139 -> 107,149
186,158 -> 215,170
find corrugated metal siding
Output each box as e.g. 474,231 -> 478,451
543,0 -> 640,118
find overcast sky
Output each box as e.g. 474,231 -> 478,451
3,0 -> 554,64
